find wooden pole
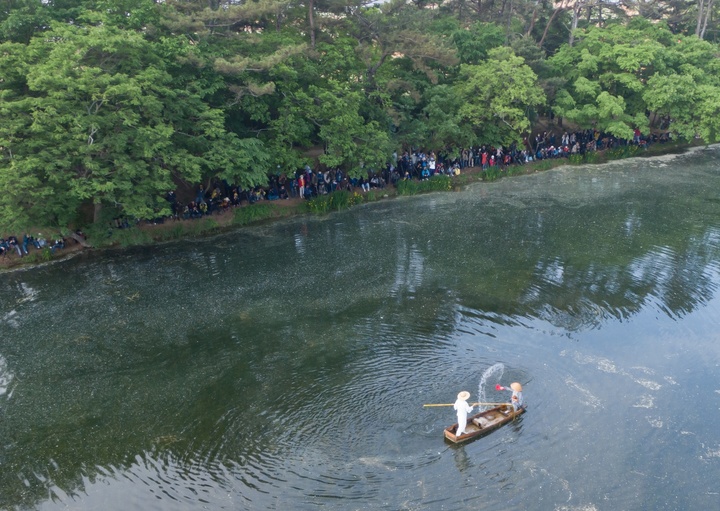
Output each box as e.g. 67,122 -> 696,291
423,402 -> 509,407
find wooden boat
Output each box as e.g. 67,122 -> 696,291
444,404 -> 526,444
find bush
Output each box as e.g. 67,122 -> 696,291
21,249 -> 52,264
397,179 -> 420,196
109,227 -> 153,248
568,154 -> 584,165
483,167 -> 501,181
305,191 -> 362,213
397,175 -> 452,195
606,145 -> 639,160
584,151 -> 600,164
532,160 -> 553,171
233,204 -> 280,225
507,165 -> 526,176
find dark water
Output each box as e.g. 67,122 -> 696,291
2,147 -> 720,510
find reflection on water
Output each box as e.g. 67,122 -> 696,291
1,147 -> 720,510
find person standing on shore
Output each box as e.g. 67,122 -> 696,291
454,391 -> 474,436
298,173 -> 305,199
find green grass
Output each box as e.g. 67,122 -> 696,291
397,175 -> 452,195
506,165 -> 527,176
18,249 -> 53,264
605,145 -> 640,160
483,167 -> 501,181
107,227 -> 154,248
233,203 -> 287,225
305,190 -> 367,213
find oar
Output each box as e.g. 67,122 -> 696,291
423,402 -> 509,407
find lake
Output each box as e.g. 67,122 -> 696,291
1,146 -> 720,510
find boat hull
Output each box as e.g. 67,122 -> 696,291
443,404 -> 525,444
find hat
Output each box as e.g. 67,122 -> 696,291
510,382 -> 523,392
457,391 -> 470,401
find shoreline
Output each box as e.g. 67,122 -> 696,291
0,140 -> 702,273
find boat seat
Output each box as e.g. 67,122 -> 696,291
472,417 -> 492,429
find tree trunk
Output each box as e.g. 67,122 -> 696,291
539,5 -> 565,47
93,202 -> 102,225
474,0 -> 482,14
526,2 -> 540,37
457,0 -> 467,23
308,0 -> 316,48
700,0 -> 714,38
70,231 -> 91,248
505,0 -> 513,42
696,0 -> 706,36
569,0 -> 582,47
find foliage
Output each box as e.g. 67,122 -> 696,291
2,1 -> 720,234
452,22 -> 505,64
232,203 -> 294,225
306,191 -> 365,213
530,160 -> 554,171
104,227 -> 154,248
456,47 -> 546,147
548,21 -> 720,143
397,175 -> 452,196
507,165 -> 527,176
605,145 -> 640,160
483,167 -> 501,181
0,13 -> 269,230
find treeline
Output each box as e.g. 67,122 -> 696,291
1,0 -> 719,230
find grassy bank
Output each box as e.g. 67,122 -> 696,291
0,140 -> 700,272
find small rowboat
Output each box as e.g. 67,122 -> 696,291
444,404 -> 526,444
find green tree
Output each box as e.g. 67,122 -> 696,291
0,16 -> 269,229
549,20 -> 670,139
643,36 -> 720,142
456,47 -> 546,146
452,21 -> 505,65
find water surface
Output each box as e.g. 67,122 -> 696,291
1,147 -> 720,510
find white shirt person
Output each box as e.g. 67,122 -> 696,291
454,391 -> 474,436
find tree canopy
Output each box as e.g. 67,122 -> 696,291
1,0 -> 720,229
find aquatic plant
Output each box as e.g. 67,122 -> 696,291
483,167 -> 501,182
232,204 -> 282,225
305,190 -> 367,213
397,175 -> 452,195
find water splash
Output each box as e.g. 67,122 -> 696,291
477,363 -> 504,409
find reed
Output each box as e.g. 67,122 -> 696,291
305,190 -> 366,214
233,203 -> 276,225
483,167 -> 501,181
109,227 -> 153,248
397,175 -> 452,195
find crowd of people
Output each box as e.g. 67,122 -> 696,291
3,127 -> 670,258
0,233 -> 66,259
160,127 -> 666,223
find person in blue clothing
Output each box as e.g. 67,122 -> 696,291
496,382 -> 524,411
33,234 -> 47,249
22,233 -> 31,255
7,235 -> 21,256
